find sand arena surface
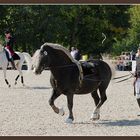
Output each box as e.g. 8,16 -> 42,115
0,70 -> 139,136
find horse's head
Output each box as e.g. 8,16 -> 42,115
32,45 -> 51,75
33,42 -> 76,75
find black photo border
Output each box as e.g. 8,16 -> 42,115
0,0 -> 139,140
0,0 -> 140,4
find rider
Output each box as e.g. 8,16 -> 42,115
134,46 -> 140,116
4,30 -> 16,70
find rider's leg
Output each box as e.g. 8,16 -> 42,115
5,48 -> 16,70
136,97 -> 140,116
10,58 -> 16,70
135,78 -> 140,116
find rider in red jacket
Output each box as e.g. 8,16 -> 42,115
4,30 -> 16,70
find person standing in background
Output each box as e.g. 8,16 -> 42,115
133,47 -> 140,116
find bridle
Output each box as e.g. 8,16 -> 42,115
49,62 -> 110,82
49,63 -> 77,69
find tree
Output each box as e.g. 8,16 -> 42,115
0,5 -> 131,56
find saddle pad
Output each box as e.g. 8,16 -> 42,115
12,53 -> 20,60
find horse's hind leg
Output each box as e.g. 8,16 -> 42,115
21,76 -> 24,86
15,75 -> 20,85
49,89 -> 64,116
14,74 -> 23,86
90,90 -> 100,120
91,90 -> 100,106
91,85 -> 107,120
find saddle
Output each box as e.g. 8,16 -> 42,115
80,60 -> 98,76
5,49 -> 20,61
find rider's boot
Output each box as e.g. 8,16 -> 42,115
10,58 -> 16,70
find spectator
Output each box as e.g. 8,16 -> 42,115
82,54 -> 88,61
74,48 -> 81,61
133,47 -> 140,116
116,56 -> 124,71
70,47 -> 81,61
130,50 -> 136,60
70,47 -> 76,58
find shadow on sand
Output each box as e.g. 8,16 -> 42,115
98,119 -> 140,126
29,86 -> 52,90
12,86 -> 52,90
74,119 -> 140,126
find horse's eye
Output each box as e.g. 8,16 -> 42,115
43,51 -> 48,56
40,50 -> 47,56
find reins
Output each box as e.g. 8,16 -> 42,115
113,74 -> 131,80
113,71 -> 135,83
49,63 -> 110,82
49,62 -> 135,83
115,75 -> 133,83
49,63 -> 77,69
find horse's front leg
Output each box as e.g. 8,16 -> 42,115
49,89 -> 64,116
3,69 -> 11,88
66,93 -> 74,124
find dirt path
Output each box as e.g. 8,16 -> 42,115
0,70 -> 139,136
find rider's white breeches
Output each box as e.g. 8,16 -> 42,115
135,78 -> 140,99
5,48 -> 12,59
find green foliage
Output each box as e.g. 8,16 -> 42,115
0,5 -> 131,56
112,5 -> 140,55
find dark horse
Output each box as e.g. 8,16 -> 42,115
33,43 -> 112,123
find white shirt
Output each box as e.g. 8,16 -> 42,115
70,50 -> 77,59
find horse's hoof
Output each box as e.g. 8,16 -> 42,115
90,113 -> 100,121
90,117 -> 100,121
58,108 -> 65,116
15,82 -> 17,85
65,118 -> 73,124
8,85 -> 11,88
22,84 -> 25,87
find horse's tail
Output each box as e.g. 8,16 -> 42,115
22,52 -> 32,72
102,55 -> 116,80
108,61 -> 116,80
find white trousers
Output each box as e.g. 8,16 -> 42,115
135,78 -> 140,99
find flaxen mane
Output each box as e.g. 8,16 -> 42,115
41,43 -> 84,82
